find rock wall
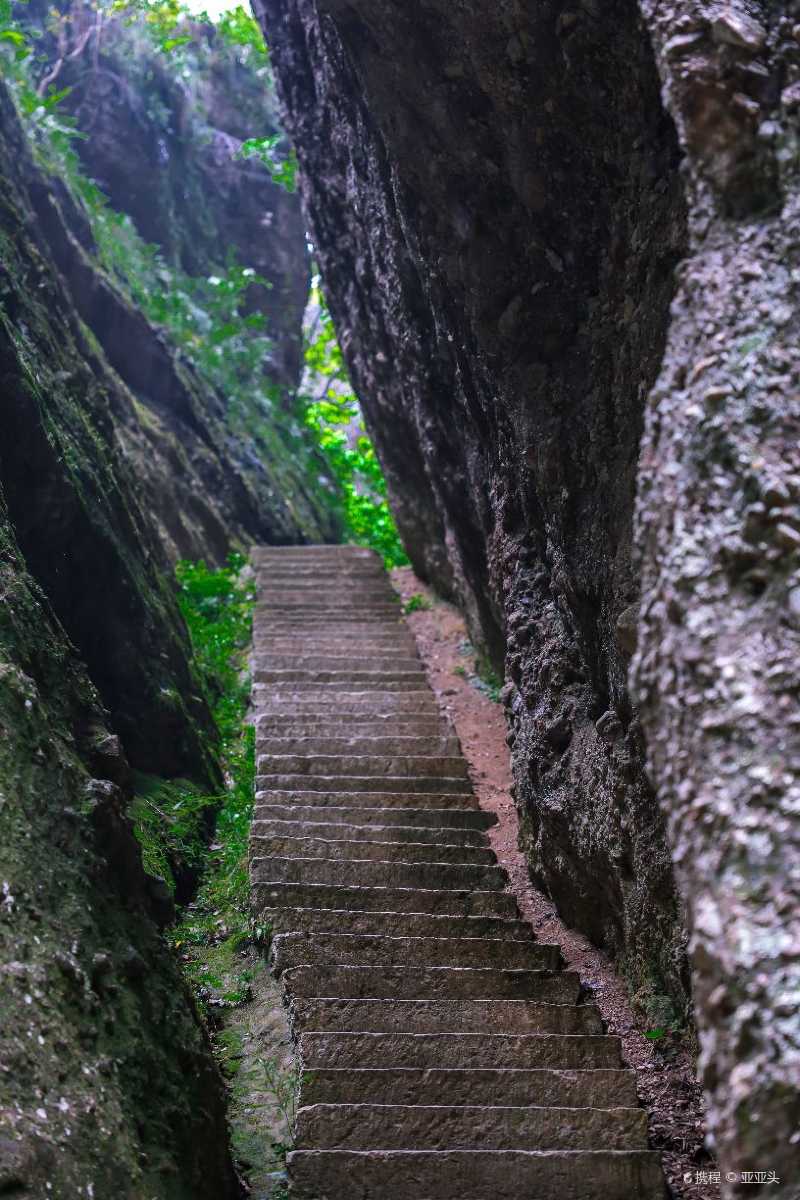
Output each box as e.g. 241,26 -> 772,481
258,0 -> 800,1187
17,0 -> 340,563
632,6 -> 800,1190
0,497 -> 239,1199
0,80 -> 217,779
256,0 -> 688,1018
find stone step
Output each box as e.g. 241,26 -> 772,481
255,648 -> 419,661
251,857 -> 507,892
250,835 -> 496,866
256,679 -> 431,693
250,881 -> 519,918
271,933 -> 560,973
256,734 -> 462,753
256,604 -> 403,616
288,998 -> 602,1036
258,623 -> 407,633
255,776 -> 473,795
251,819 -> 487,846
254,669 -> 428,686
255,736 -> 461,758
255,718 -> 445,735
258,582 -> 394,593
256,633 -> 414,642
256,755 -> 468,779
286,1149 -> 668,1200
254,689 -> 439,709
253,805 -> 493,828
257,908 -> 531,942
282,965 -> 579,1003
299,1032 -> 624,1071
300,1067 -> 639,1108
254,657 -> 423,672
254,791 -> 482,812
295,1102 -> 650,1152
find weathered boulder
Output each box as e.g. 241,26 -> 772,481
257,0 -> 800,1186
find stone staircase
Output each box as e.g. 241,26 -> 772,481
250,545 -> 667,1200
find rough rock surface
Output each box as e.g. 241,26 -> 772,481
18,2 -> 340,562
633,6 -> 800,1191
256,0 -> 688,1038
0,497 -> 240,1199
0,80 -> 216,778
258,0 -> 800,1188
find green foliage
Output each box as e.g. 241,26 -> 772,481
471,666 -> 503,704
130,774 -> 215,894
238,132 -> 298,192
215,5 -> 268,61
404,593 -> 432,613
303,284 -> 409,567
450,639 -> 503,703
128,555 -> 255,912
0,0 -> 30,58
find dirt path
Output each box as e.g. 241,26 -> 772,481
392,565 -> 712,1200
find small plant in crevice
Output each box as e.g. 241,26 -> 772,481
404,592 -> 432,614
451,644 -> 503,703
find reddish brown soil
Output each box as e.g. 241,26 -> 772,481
392,566 -> 714,1199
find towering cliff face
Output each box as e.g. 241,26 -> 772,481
258,0 -> 800,1188
15,0 -> 340,565
0,8 -> 339,1187
256,0 -> 688,1024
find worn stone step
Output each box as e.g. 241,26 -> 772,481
286,1149 -> 668,1200
257,755 -> 468,779
256,710 -> 443,729
254,657 -> 422,672
258,624 -> 407,635
258,580 -> 393,592
256,708 -> 441,723
299,1067 -> 639,1109
251,819 -> 486,846
255,649 -> 420,662
296,1102 -> 650,1152
257,908 -> 530,942
254,636 -> 417,649
289,998 -> 602,1036
283,964 -> 579,1003
251,857 -> 506,892
256,679 -> 431,694
255,718 -> 445,735
299,1032 -> 624,1071
256,737 -> 460,758
257,605 -> 402,616
254,689 -> 439,709
256,776 -> 473,796
271,933 -> 559,973
251,881 -> 518,918
254,670 -> 428,687
255,791 -> 481,812
255,790 -> 480,811
250,835 -> 496,866
253,805 -> 493,829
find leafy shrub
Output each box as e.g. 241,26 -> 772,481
404,593 -> 432,613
